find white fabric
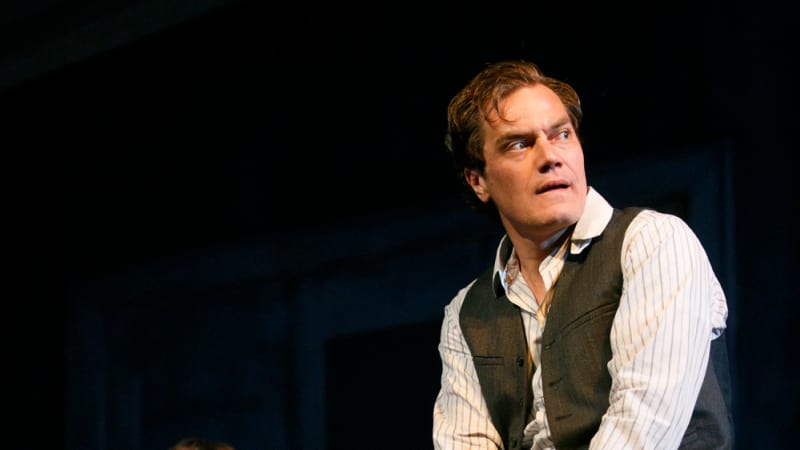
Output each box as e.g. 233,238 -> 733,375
433,187 -> 728,449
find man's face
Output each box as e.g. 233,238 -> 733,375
465,84 -> 588,242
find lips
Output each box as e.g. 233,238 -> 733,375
536,179 -> 570,194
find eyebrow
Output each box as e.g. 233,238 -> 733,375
544,116 -> 573,132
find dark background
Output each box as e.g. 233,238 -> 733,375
2,0 -> 797,448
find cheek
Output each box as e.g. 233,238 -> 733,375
569,153 -> 586,182
487,170 -> 530,206
485,164 -> 517,191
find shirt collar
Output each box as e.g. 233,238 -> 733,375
570,186 -> 614,253
492,186 -> 614,296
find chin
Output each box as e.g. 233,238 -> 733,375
548,215 -> 579,230
544,201 -> 582,223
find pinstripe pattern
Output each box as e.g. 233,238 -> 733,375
433,277 -> 505,448
433,189 -> 728,449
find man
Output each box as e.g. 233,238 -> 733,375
432,60 -> 733,449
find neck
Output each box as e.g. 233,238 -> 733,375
508,224 -> 572,272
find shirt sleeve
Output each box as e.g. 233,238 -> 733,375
590,210 -> 729,449
433,283 -> 504,450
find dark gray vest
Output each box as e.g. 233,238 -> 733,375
460,207 -> 733,450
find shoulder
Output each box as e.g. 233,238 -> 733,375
626,208 -> 697,241
443,277 -> 479,317
622,208 -> 707,261
438,278 -> 480,350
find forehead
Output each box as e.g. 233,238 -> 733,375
490,84 -> 565,125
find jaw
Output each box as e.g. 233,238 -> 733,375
501,191 -> 585,240
500,207 -> 577,245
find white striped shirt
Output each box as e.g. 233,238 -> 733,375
433,187 -> 728,449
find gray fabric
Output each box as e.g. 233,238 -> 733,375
460,207 -> 733,449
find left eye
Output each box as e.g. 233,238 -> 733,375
509,140 -> 527,150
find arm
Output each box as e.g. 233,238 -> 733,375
433,286 -> 504,450
590,210 -> 728,449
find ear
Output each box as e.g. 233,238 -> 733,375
464,167 -> 491,203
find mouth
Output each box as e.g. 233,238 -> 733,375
536,180 -> 571,194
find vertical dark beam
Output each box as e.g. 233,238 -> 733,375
65,299 -> 109,450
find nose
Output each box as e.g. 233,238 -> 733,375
535,141 -> 563,173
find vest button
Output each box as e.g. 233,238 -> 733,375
516,357 -> 524,367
